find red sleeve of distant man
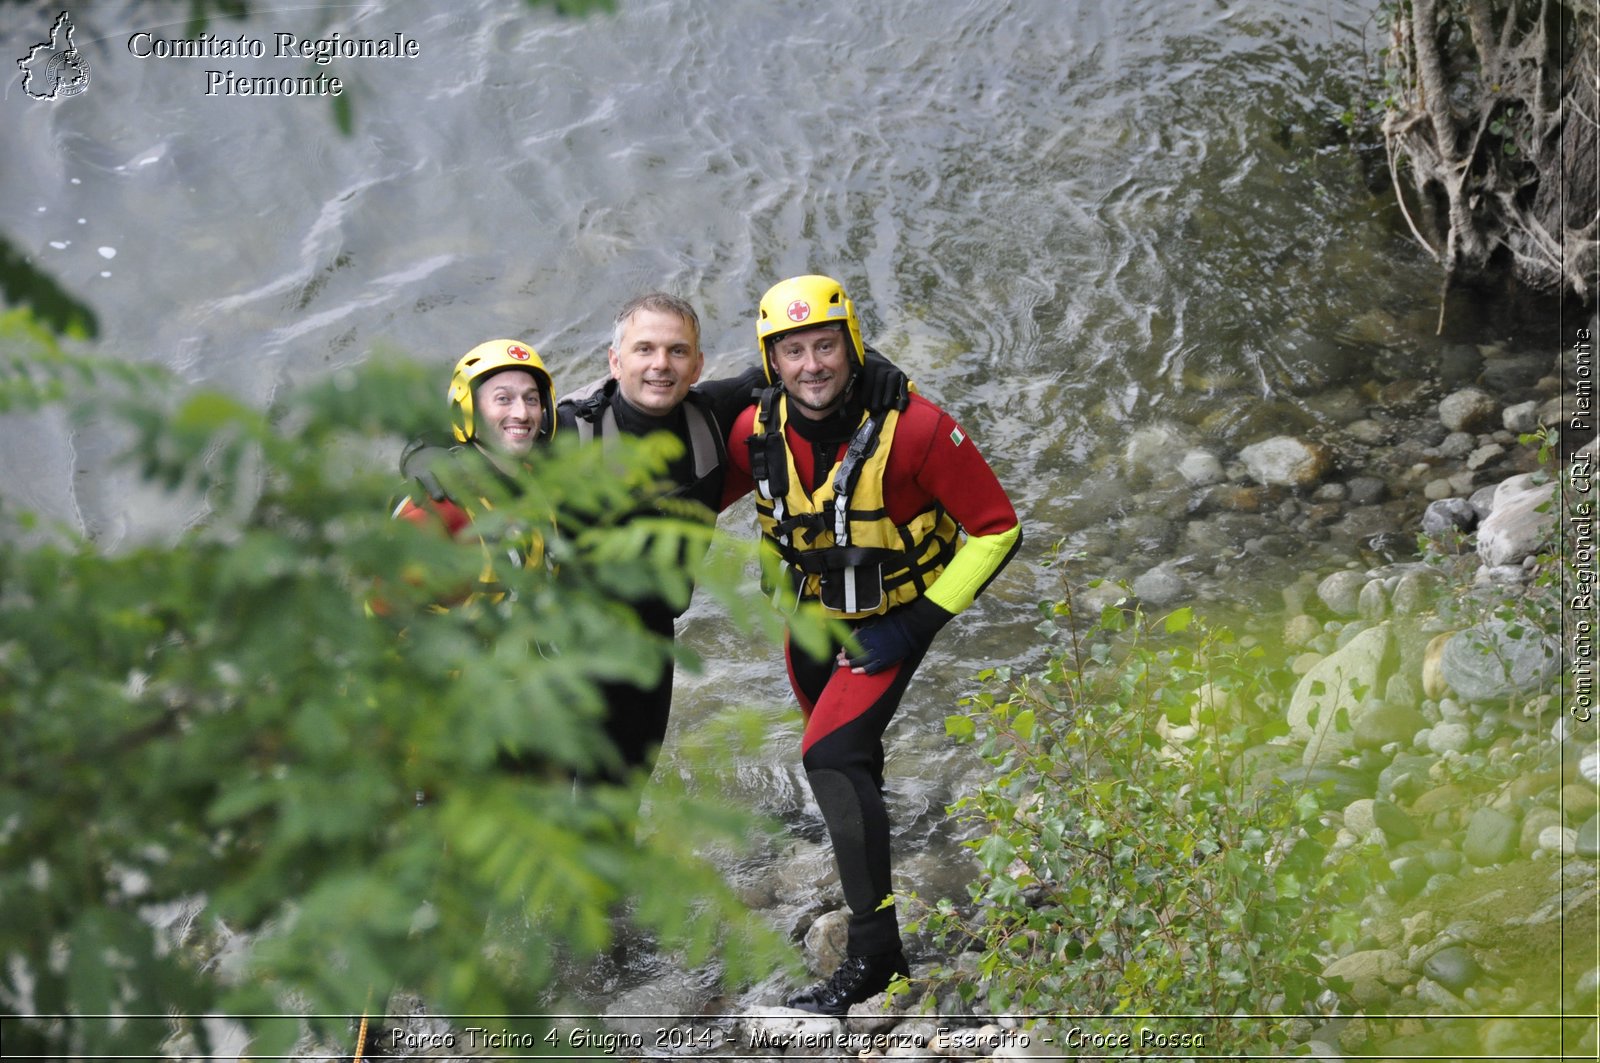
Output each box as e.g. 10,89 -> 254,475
720,404 -> 760,511
885,395 -> 1017,536
395,496 -> 473,539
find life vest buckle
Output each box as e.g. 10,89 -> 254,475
818,561 -> 884,615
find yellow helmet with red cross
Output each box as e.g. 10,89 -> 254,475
755,275 -> 866,384
447,339 -> 555,444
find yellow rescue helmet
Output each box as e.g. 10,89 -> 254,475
756,274 -> 866,384
448,339 -> 556,445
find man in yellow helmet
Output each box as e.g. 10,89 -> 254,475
394,339 -> 555,538
555,292 -> 912,779
725,275 -> 1021,1015
384,339 -> 558,791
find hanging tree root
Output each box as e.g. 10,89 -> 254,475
1380,0 -> 1598,303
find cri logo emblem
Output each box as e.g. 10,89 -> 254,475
786,300 -> 811,322
506,345 -> 532,361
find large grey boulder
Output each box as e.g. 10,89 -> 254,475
1421,497 -> 1478,538
1503,400 -> 1541,434
1438,387 -> 1497,433
1287,623 -> 1393,766
803,909 -> 850,974
1423,946 -> 1482,994
1463,807 -> 1519,866
1439,616 -> 1561,704
1476,473 -> 1556,567
1324,948 -> 1408,1007
1317,570 -> 1367,617
1239,435 -> 1333,488
1132,563 -> 1187,608
1177,448 -> 1226,486
1124,423 -> 1195,482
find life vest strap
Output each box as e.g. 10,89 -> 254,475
783,544 -> 904,576
748,387 -> 790,502
572,385 -> 724,501
770,511 -> 830,545
683,402 -> 718,480
831,414 -> 882,499
575,404 -> 619,446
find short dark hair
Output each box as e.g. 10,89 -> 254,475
611,292 -> 701,352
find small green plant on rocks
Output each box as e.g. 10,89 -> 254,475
904,549 -> 1378,1056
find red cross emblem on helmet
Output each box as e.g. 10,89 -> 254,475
786,300 -> 811,322
506,345 -> 532,361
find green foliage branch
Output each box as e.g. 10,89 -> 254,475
0,314 -> 807,1058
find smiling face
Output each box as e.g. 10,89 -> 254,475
475,368 -> 544,456
608,306 -> 704,416
768,324 -> 853,419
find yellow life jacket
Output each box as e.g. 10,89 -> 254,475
748,390 -> 961,618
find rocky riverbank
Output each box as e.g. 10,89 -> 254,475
710,465 -> 1590,1061
681,349 -> 1596,1060
1084,335 -> 1566,613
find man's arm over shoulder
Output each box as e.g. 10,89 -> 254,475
859,344 -> 912,412
694,363 -> 767,429
555,374 -> 613,435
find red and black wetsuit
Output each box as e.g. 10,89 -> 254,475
725,392 -> 1020,959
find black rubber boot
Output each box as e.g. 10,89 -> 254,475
785,950 -> 910,1016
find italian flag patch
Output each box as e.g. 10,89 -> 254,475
950,426 -> 966,446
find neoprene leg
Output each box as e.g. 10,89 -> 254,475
598,602 -> 677,780
805,761 -> 900,955
795,644 -> 926,957
599,660 -> 673,775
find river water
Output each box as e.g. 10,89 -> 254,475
5,0 -> 1475,1020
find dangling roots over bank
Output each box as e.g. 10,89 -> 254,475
1379,0 -> 1599,303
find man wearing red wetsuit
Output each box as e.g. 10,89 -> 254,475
723,275 -> 1021,1015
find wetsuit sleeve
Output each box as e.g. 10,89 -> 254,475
393,495 -> 473,539
554,402 -> 579,435
394,496 -> 430,526
904,405 -> 1021,616
859,345 -> 912,412
930,523 -> 1021,615
718,404 -> 758,511
373,495 -> 475,616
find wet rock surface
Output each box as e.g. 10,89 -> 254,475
1065,337 -> 1563,609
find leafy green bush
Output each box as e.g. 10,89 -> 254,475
906,554 -> 1376,1056
0,314 -> 803,1058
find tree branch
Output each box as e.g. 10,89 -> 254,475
1412,0 -> 1461,170
1386,134 -> 1444,261
1464,0 -> 1500,84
